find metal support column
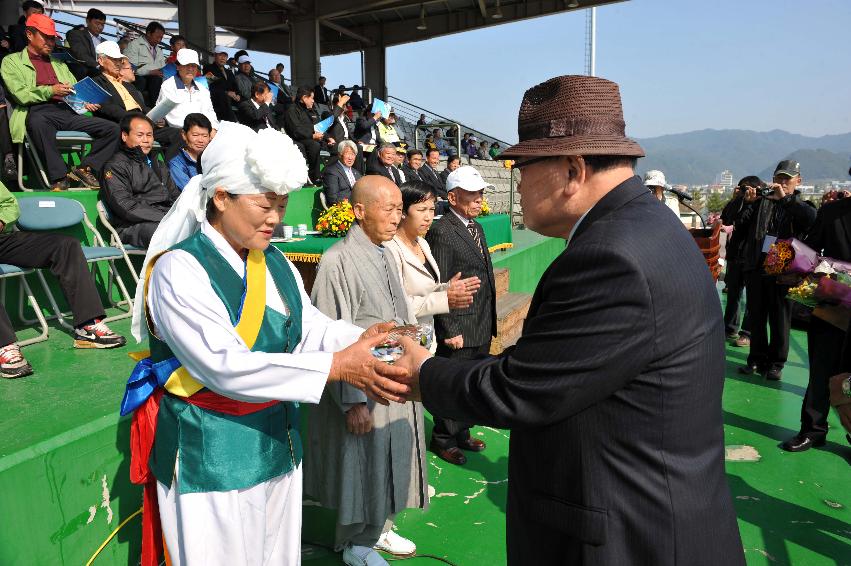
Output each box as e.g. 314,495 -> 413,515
289,17 -> 321,91
363,41 -> 387,101
177,0 -> 215,58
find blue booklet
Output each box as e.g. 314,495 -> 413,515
63,77 -> 111,115
372,98 -> 391,118
314,115 -> 335,134
266,81 -> 280,100
194,76 -> 209,90
162,63 -> 177,79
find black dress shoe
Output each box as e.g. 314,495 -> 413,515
459,438 -> 486,452
738,363 -> 760,375
430,444 -> 466,465
780,434 -> 826,452
765,368 -> 782,381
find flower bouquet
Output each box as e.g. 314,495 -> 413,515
787,278 -> 819,308
316,200 -> 355,237
480,196 -> 491,216
763,239 -> 818,275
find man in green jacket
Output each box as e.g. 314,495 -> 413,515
0,13 -> 119,190
0,180 -> 126,378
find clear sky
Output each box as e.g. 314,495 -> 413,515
247,0 -> 850,144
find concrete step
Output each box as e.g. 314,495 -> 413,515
490,317 -> 523,355
494,268 -> 509,298
496,292 -> 532,336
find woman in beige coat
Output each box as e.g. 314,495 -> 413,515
384,180 -> 481,353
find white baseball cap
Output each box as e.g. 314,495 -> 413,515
447,166 -> 494,192
214,45 -> 228,54
643,170 -> 667,187
95,41 -> 124,59
176,48 -> 200,66
237,55 -> 251,64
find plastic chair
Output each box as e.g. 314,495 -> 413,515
0,263 -> 49,347
15,197 -> 135,326
96,200 -> 146,283
18,131 -> 95,191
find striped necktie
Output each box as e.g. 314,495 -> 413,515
467,220 -> 483,256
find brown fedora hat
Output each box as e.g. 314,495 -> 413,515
501,75 -> 644,160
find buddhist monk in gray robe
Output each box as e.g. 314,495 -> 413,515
305,175 -> 429,566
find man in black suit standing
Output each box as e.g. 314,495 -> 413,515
65,8 -> 105,79
424,165 -> 496,465
393,75 -> 745,565
782,194 -> 851,451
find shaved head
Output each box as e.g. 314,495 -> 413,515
352,175 -> 403,244
351,175 -> 399,207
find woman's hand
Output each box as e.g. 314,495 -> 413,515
446,272 -> 481,310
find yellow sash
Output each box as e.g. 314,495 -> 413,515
132,249 -> 268,398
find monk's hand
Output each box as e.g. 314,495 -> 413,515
329,332 -> 410,405
361,321 -> 397,340
391,336 -> 432,402
345,403 -> 373,435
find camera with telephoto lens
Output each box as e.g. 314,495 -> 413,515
758,185 -> 775,197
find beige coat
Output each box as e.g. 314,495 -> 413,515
384,235 -> 449,353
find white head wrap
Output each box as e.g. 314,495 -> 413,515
130,121 -> 308,341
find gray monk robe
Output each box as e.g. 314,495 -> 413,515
305,222 -> 429,547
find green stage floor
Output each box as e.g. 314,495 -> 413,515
1,262 -> 849,565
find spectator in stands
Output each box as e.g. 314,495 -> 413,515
234,54 -> 254,101
124,21 -> 167,106
168,112 -> 211,190
313,75 -> 330,106
403,148 -> 424,182
1,14 -> 119,190
440,154 -> 461,186
433,128 -> 449,156
721,176 -> 761,348
419,148 -> 448,200
284,86 -> 324,185
100,112 -> 180,248
460,132 -> 472,153
322,140 -> 362,206
275,62 -> 284,73
321,92 -> 353,168
377,112 -> 401,144
0,179 -> 126,378
735,160 -> 816,382
417,113 -> 427,126
353,103 -> 383,163
155,48 -> 219,130
423,134 -> 436,152
488,142 -> 501,159
92,41 -> 183,160
164,35 -> 186,65
465,136 -> 479,158
0,84 -> 15,181
9,1 -> 43,53
348,85 -> 365,111
117,34 -> 131,53
366,143 -> 403,186
238,81 -> 277,131
394,146 -> 409,183
268,67 -> 293,105
477,141 -> 493,160
118,56 -> 135,82
65,8 -> 106,79
643,170 -> 680,216
203,46 -> 239,123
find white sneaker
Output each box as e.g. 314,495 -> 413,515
374,530 -> 416,556
342,545 -> 389,566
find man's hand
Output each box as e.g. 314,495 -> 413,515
444,335 -> 464,350
329,332 -> 410,405
83,103 -> 100,112
156,119 -> 167,128
829,373 -> 851,407
337,94 -> 351,108
346,403 -> 373,435
373,111 -> 382,121
743,186 -> 758,204
312,132 -> 324,141
764,183 -> 785,201
392,336 -> 433,402
361,321 -> 397,340
51,83 -> 75,97
227,91 -> 240,101
446,272 -> 480,310
264,90 -> 274,104
326,137 -> 336,146
148,68 -> 164,77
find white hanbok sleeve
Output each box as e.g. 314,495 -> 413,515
147,250 -> 362,404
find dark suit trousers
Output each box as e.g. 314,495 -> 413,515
800,317 -> 845,438
430,342 -> 491,449
209,87 -> 237,123
133,75 -> 163,108
118,222 -> 159,249
723,260 -> 751,337
0,109 -> 12,156
745,271 -> 792,372
0,232 -> 104,345
26,103 -> 119,182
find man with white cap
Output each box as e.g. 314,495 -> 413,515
154,48 -> 219,130
424,165 -> 495,465
121,122 -> 411,566
644,169 -> 681,217
92,40 -> 183,160
234,54 -> 255,102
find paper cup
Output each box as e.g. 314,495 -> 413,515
282,225 -> 293,239
297,224 -> 308,236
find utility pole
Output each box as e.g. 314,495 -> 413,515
585,7 -> 596,76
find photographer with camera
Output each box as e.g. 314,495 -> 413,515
734,160 -> 816,381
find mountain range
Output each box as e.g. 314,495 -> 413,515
634,129 -> 851,186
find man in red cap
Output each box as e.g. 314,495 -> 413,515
1,13 -> 119,190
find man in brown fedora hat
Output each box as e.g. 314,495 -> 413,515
392,75 -> 745,565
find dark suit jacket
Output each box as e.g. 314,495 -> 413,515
419,176 -> 744,565
366,160 -> 403,186
418,163 -> 447,199
284,103 -> 318,145
353,115 -> 380,145
402,165 -> 423,183
202,63 -> 238,94
237,99 -> 276,131
314,84 -> 330,105
66,26 -> 98,77
92,74 -> 147,122
426,211 -> 497,347
322,161 -> 362,206
804,198 -> 851,261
